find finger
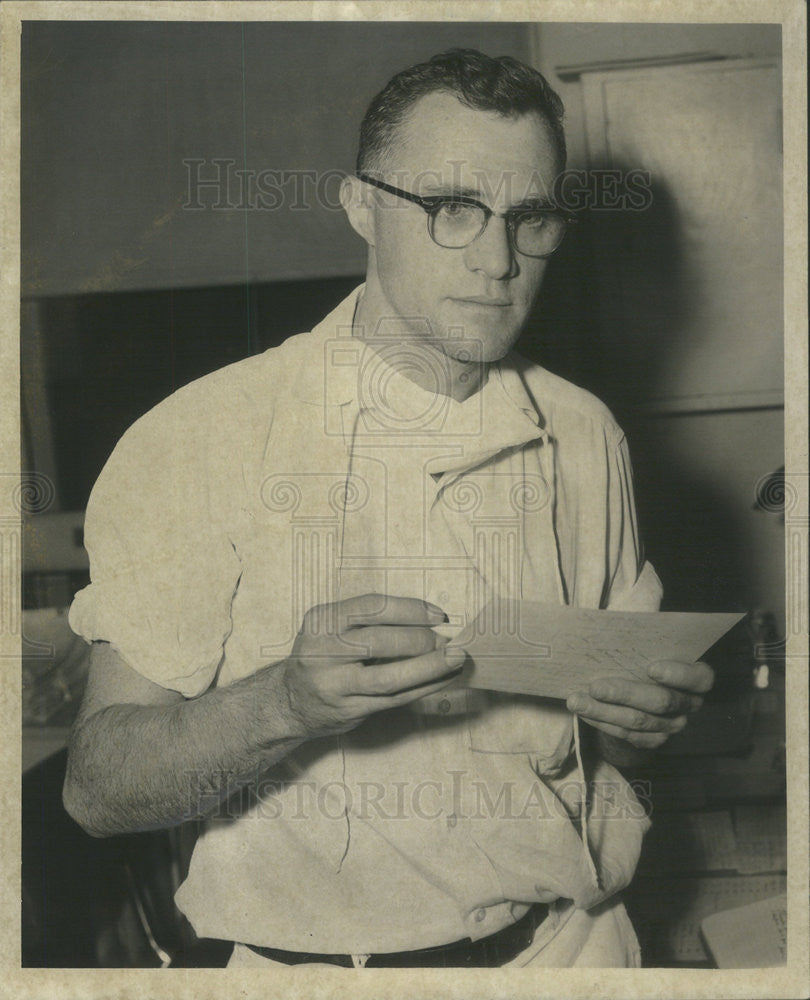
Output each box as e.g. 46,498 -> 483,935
567,691 -> 689,735
342,594 -> 447,629
341,672 -> 462,720
306,594 -> 447,633
647,660 -> 715,694
575,717 -> 673,750
347,646 -> 466,697
381,671 -> 464,710
584,677 -> 703,716
338,625 -> 443,662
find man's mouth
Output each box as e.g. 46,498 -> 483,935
452,297 -> 512,307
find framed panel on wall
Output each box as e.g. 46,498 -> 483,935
579,57 -> 782,413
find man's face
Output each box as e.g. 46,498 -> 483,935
364,91 -> 562,365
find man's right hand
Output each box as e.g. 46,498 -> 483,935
282,593 -> 466,738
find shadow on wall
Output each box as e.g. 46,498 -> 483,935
517,166 -> 753,617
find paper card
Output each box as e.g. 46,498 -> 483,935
701,893 -> 787,967
450,599 -> 745,700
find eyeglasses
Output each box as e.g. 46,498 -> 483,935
357,173 -> 575,259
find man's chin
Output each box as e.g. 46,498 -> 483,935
440,333 -> 520,367
439,311 -> 524,362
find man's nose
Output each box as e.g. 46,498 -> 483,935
462,215 -> 515,280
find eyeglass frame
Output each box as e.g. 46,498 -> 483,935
356,172 -> 576,259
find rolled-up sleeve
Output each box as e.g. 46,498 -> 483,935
69,388 -> 243,697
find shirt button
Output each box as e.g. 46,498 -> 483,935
437,698 -> 451,714
446,813 -> 457,828
474,908 -> 486,923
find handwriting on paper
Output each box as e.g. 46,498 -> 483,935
448,599 -> 744,700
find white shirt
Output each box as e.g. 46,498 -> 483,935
70,286 -> 661,953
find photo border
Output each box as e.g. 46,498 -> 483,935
1,2 -> 806,997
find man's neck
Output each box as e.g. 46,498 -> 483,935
352,285 -> 489,403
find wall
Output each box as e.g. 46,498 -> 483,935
533,22 -> 782,168
529,23 -> 785,629
21,21 -> 530,296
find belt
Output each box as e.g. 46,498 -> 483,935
244,902 -> 549,968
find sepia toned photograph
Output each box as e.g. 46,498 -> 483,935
4,3 -> 807,996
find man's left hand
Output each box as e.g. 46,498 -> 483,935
565,660 -> 715,749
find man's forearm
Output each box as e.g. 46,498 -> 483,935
63,661 -> 307,837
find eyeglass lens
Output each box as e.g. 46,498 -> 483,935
429,202 -> 565,257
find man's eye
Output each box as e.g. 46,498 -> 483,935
517,212 -> 551,230
436,201 -> 478,221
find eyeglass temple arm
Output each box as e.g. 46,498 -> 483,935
356,173 -> 435,210
357,172 -> 578,223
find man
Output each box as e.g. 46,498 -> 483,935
64,49 -> 713,968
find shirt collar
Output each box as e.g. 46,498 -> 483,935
422,369 -> 547,477
291,283 -> 549,472
291,284 -> 366,406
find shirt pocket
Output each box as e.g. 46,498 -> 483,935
465,689 -> 574,775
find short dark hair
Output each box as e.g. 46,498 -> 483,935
356,48 -> 566,175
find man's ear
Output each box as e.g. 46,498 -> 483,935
340,175 -> 376,246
